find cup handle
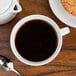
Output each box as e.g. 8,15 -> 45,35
10,0 -> 22,14
60,27 -> 70,36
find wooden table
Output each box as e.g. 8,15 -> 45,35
0,0 -> 76,76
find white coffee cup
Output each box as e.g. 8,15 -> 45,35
10,15 -> 70,66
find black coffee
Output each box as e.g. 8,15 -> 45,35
15,20 -> 58,62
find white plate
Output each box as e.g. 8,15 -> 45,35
49,0 -> 76,28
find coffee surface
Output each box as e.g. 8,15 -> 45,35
15,20 -> 58,62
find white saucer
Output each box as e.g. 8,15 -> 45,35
49,0 -> 76,28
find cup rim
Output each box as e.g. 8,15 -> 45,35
10,14 -> 62,66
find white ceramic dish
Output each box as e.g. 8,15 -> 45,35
0,0 -> 22,24
49,0 -> 76,28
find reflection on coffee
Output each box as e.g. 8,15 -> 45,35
15,20 -> 58,62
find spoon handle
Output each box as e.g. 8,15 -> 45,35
12,68 -> 23,76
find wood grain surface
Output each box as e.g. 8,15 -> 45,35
0,0 -> 76,76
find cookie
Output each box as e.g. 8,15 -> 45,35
61,0 -> 76,16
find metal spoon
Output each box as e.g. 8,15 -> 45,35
0,55 -> 23,76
